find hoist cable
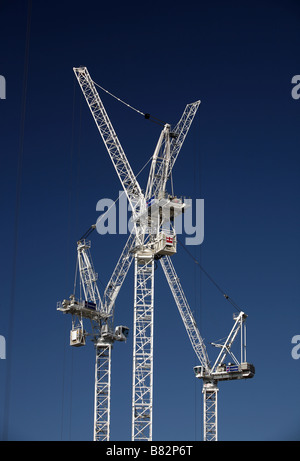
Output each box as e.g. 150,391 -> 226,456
92,79 -> 145,116
92,79 -> 166,126
177,238 -> 242,312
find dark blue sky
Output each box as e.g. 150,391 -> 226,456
0,0 -> 300,441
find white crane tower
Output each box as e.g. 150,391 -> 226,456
58,66 -> 255,441
57,229 -> 130,441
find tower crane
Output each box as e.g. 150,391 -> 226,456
57,232 -> 129,441
69,66 -> 254,441
160,255 -> 255,441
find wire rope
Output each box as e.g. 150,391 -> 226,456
92,79 -> 166,126
93,80 -> 145,117
177,238 -> 242,312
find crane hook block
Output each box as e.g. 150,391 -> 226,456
144,113 -> 150,119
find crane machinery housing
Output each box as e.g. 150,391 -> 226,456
57,66 -> 255,442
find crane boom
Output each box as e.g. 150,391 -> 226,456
145,124 -> 170,202
73,67 -> 144,230
147,101 -> 200,201
167,100 -> 201,176
160,255 -> 209,369
211,311 -> 247,373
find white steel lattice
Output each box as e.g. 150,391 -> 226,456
94,344 -> 111,441
203,383 -> 218,441
160,255 -> 209,369
77,240 -> 102,310
132,254 -> 154,441
73,67 -> 144,244
149,101 -> 200,200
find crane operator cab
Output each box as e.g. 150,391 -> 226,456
154,232 -> 177,256
70,327 -> 86,347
